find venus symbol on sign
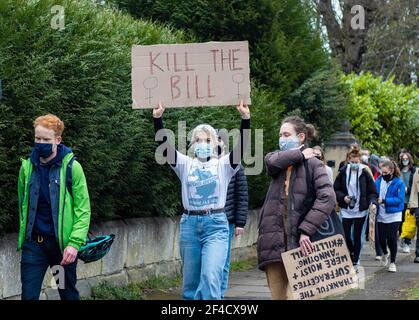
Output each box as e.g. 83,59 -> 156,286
232,73 -> 245,100
143,77 -> 158,106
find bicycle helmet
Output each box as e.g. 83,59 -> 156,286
78,234 -> 115,263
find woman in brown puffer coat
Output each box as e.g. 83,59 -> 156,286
257,116 -> 336,300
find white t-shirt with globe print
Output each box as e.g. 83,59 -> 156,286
171,150 -> 240,211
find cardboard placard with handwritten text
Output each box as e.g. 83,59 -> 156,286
281,234 -> 358,300
131,41 -> 251,109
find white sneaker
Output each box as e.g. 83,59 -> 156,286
381,254 -> 389,267
375,256 -> 382,261
388,263 -> 397,272
354,264 -> 361,273
402,244 -> 411,254
399,238 -> 404,249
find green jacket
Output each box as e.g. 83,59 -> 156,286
18,152 -> 91,252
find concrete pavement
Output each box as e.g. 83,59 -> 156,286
224,240 -> 418,300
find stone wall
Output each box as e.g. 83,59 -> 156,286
0,210 -> 260,300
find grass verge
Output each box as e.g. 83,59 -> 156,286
86,274 -> 182,300
230,257 -> 258,272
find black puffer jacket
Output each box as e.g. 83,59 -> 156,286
225,165 -> 248,227
334,164 -> 378,211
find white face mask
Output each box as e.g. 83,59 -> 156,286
279,136 -> 300,151
361,155 -> 369,164
402,160 -> 409,167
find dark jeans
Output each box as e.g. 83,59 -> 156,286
20,236 -> 79,300
343,216 -> 367,264
378,222 -> 401,264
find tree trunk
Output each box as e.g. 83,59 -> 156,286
317,0 -> 381,74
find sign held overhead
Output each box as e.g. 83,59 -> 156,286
131,41 -> 251,109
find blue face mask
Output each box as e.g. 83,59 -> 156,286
194,143 -> 213,159
279,136 -> 300,151
34,142 -> 54,158
349,162 -> 359,171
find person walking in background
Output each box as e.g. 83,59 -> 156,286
334,145 -> 378,269
217,134 -> 249,299
18,114 -> 91,300
372,156 -> 392,261
375,160 -> 405,272
370,154 -> 382,180
152,100 -> 250,300
313,145 -> 333,183
360,148 -> 375,179
407,167 -> 419,263
257,116 -> 335,300
399,151 -> 416,253
359,148 -> 375,249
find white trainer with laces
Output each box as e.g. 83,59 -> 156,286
375,256 -> 382,261
388,263 -> 397,272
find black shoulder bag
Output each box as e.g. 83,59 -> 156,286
300,160 -> 344,242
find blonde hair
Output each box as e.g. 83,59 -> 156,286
190,124 -> 218,156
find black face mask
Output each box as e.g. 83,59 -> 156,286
315,155 -> 322,161
382,173 -> 393,182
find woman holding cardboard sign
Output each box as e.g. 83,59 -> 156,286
257,116 -> 336,300
152,100 -> 250,300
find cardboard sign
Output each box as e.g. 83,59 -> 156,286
281,235 -> 357,300
131,41 -> 251,109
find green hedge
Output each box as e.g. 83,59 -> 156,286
344,72 -> 419,158
288,65 -> 350,144
0,0 -> 285,234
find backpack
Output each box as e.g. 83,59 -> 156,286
66,156 -> 76,198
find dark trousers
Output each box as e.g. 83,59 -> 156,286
378,222 -> 400,264
342,216 -> 366,264
20,237 -> 79,300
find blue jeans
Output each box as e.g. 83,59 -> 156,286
221,223 -> 235,299
20,237 -> 79,300
179,212 -> 229,300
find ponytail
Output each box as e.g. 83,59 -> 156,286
282,116 -> 317,143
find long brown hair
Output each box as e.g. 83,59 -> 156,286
313,145 -> 325,163
399,152 -> 415,170
382,160 -> 401,178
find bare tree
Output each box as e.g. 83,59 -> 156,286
314,0 -> 381,73
314,0 -> 418,83
362,0 -> 418,84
